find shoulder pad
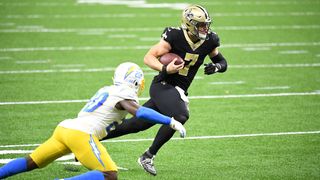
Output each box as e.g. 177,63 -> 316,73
208,31 -> 220,47
161,27 -> 181,41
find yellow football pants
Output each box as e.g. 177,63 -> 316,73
30,126 -> 117,172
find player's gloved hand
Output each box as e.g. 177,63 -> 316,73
204,63 -> 221,75
170,118 -> 186,138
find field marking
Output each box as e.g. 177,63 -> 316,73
2,1 -> 319,7
209,81 -> 245,85
0,57 -> 11,60
242,47 -> 271,51
0,63 -> 319,75
0,150 -> 32,154
2,12 -> 320,19
15,60 -> 50,64
0,130 -> 319,148
255,86 -> 290,90
77,0 -> 188,10
0,91 -> 319,106
0,23 -> 15,26
202,1 -> 320,6
278,50 -> 308,54
1,25 -> 319,34
52,64 -> 86,68
0,67 -> 116,74
230,63 -> 320,68
0,42 -> 319,52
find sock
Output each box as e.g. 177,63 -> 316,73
62,170 -> 104,180
148,124 -> 176,155
0,158 -> 28,179
143,150 -> 154,158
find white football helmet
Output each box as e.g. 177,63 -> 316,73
181,4 -> 211,40
113,62 -> 145,95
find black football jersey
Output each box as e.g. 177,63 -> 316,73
156,27 -> 220,92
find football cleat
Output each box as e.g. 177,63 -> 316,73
138,153 -> 157,176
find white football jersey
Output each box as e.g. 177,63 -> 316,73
58,85 -> 138,140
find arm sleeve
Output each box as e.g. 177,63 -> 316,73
136,106 -> 171,125
210,52 -> 228,72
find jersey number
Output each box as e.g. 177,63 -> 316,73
82,92 -> 109,112
179,53 -> 199,76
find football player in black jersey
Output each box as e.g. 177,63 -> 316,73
102,4 -> 227,176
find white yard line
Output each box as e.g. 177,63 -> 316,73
242,47 -> 271,51
2,12 -> 320,19
0,25 -> 319,33
2,1 -> 319,7
188,92 -> 320,100
0,91 -> 319,106
0,67 -> 115,74
0,150 -> 32,154
278,50 -> 308,54
52,64 -> 86,68
0,63 -> 319,75
255,86 -> 290,90
0,42 -> 319,52
230,63 -> 320,68
0,130 -> 319,149
0,57 -> 11,60
209,81 -> 245,85
202,1 -> 320,6
15,60 -> 50,64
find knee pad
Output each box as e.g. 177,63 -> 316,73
174,115 -> 189,124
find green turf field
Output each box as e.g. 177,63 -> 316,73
1,0 -> 320,179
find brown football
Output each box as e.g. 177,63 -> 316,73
159,53 -> 184,65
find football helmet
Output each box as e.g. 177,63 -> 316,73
113,62 -> 145,95
181,5 -> 211,40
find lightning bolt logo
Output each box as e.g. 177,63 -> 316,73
124,66 -> 136,80
89,135 -> 105,168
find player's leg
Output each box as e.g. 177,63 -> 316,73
60,128 -> 117,180
0,127 -> 70,179
0,157 -> 30,179
138,82 -> 189,175
102,99 -> 157,140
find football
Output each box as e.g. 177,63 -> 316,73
159,53 -> 184,65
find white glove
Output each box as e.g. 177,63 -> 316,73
169,118 -> 186,138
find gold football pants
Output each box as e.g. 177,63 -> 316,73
30,126 -> 117,172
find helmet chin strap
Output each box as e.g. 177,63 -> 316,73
199,32 -> 207,40
186,30 -> 200,43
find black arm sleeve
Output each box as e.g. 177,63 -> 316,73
210,52 -> 228,72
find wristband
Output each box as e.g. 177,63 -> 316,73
162,65 -> 168,74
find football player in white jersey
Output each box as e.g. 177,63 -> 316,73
0,62 -> 186,180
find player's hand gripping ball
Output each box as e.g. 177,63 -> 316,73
159,53 -> 184,65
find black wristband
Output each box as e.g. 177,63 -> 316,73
162,65 -> 168,74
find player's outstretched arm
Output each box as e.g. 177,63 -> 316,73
118,100 -> 186,138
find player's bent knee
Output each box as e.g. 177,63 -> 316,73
103,171 -> 118,180
26,156 -> 39,170
174,115 -> 189,124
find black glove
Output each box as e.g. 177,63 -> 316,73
204,63 -> 221,75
